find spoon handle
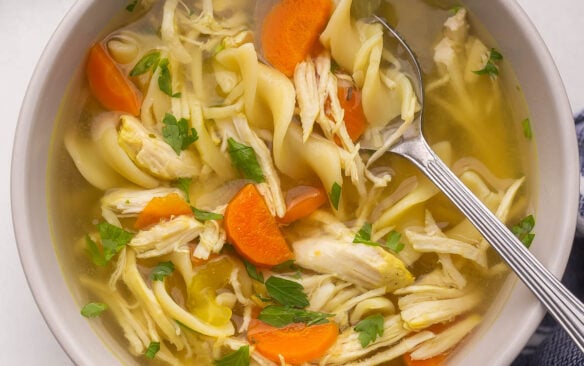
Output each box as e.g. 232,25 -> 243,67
399,137 -> 584,353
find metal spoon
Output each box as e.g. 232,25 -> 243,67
369,15 -> 584,353
253,2 -> 584,353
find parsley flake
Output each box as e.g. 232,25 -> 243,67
353,222 -> 379,246
130,51 -> 160,76
265,276 -> 309,308
126,0 -> 138,12
214,345 -> 250,366
329,182 -> 342,210
173,177 -> 192,202
81,302 -> 108,318
192,207 -> 224,222
86,222 -> 133,266
258,305 -> 334,328
158,58 -> 181,97
150,261 -> 175,281
511,215 -> 536,248
227,138 -> 265,183
243,259 -> 264,283
162,113 -> 198,154
385,230 -> 405,253
145,341 -> 160,359
522,118 -> 533,139
473,48 -> 503,79
354,314 -> 385,348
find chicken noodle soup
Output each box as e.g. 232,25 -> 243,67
49,0 -> 535,364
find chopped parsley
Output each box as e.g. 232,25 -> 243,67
511,215 -> 536,248
258,305 -> 333,328
150,261 -> 175,281
265,276 -> 309,308
126,0 -> 138,12
353,223 -> 405,254
385,230 -> 405,253
192,207 -> 224,222
173,177 -> 192,203
158,58 -> 181,97
129,51 -> 160,76
227,138 -> 265,183
144,341 -> 160,359
354,314 -> 385,348
522,118 -> 533,139
162,113 -> 198,154
473,48 -> 503,79
81,302 -> 108,318
243,259 -> 265,283
86,222 -> 133,266
329,182 -> 342,210
214,345 -> 250,366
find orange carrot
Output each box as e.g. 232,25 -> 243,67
279,185 -> 327,224
224,184 -> 294,267
247,320 -> 338,364
337,82 -> 367,142
403,352 -> 448,366
86,43 -> 142,115
134,193 -> 192,229
261,0 -> 333,77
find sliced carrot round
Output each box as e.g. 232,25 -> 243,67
134,193 -> 192,229
86,43 -> 142,115
224,184 -> 293,267
280,185 -> 327,224
261,0 -> 333,77
247,320 -> 339,364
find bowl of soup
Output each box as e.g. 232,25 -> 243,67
11,0 -> 578,365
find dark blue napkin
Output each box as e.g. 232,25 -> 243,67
512,112 -> 584,365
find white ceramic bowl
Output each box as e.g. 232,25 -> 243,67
11,0 -> 578,365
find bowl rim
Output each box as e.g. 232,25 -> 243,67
10,0 -> 579,365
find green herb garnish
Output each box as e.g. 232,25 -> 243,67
173,177 -> 192,202
329,182 -> 342,210
158,58 -> 181,97
511,215 -> 536,248
258,305 -> 333,328
192,207 -> 224,222
150,261 -> 175,281
522,118 -> 533,139
265,276 -> 309,308
353,222 -> 378,246
227,138 -> 265,183
126,0 -> 138,12
130,51 -> 160,76
473,48 -> 503,79
86,222 -> 133,266
354,314 -> 385,348
81,302 -> 108,318
214,345 -> 250,366
271,260 -> 299,273
162,113 -> 198,154
385,230 -> 405,253
243,259 -> 264,283
144,341 -> 160,359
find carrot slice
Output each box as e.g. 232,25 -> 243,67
86,43 -> 142,115
261,0 -> 333,77
224,184 -> 293,267
337,82 -> 367,142
134,193 -> 192,229
247,320 -> 338,364
279,186 -> 327,224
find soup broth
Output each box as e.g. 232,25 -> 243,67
48,0 -> 535,365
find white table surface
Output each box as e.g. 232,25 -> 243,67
1,0 -> 583,364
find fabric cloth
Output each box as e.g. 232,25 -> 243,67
512,112 -> 584,365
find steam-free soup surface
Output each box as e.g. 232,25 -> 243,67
49,0 -> 535,364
